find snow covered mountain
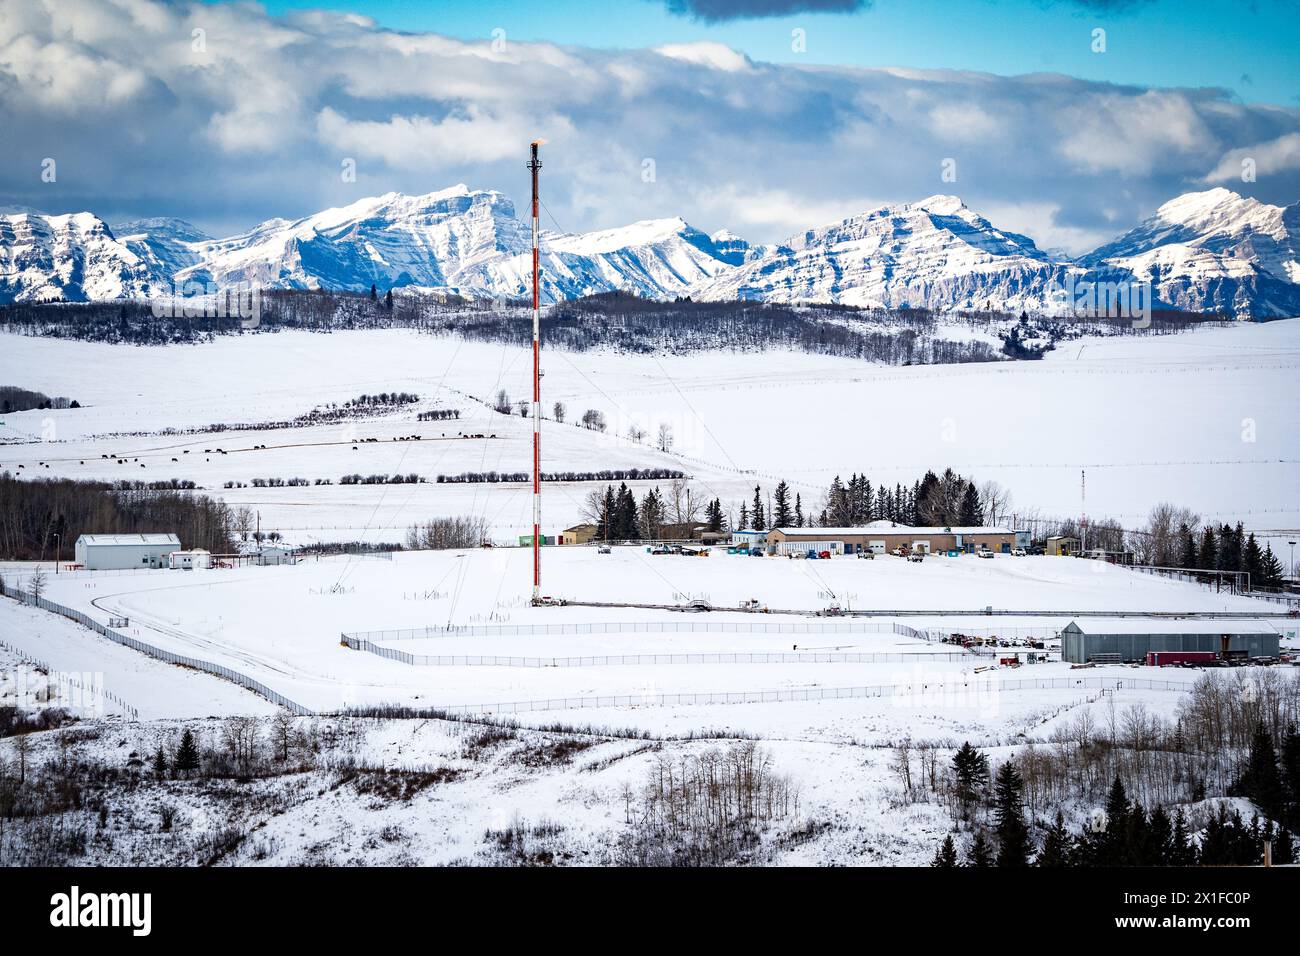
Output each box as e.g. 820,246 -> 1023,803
692,195 -> 1074,312
173,186 -> 528,295
0,210 -> 171,303
2,186 -> 1296,316
452,216 -> 744,302
1081,188 -> 1300,318
144,186 -> 735,303
111,218 -> 212,280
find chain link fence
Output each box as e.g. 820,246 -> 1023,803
0,578 -> 312,716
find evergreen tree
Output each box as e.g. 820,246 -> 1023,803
965,831 -> 993,868
1243,533 -> 1265,585
773,481 -> 793,527
1260,544 -> 1285,589
1036,813 -> 1072,867
152,745 -> 168,777
825,476 -> 849,527
917,471 -> 940,524
1178,524 -> 1197,568
959,482 -> 983,527
1274,825 -> 1295,865
598,485 -> 616,541
174,728 -> 200,775
751,485 -> 766,531
1098,775 -> 1131,865
369,283 -> 377,301
705,498 -> 723,533
1122,803 -> 1153,866
1234,723 -> 1285,819
738,501 -> 749,530
1171,808 -> 1196,866
385,289 -> 394,310
993,762 -> 1032,866
952,742 -> 990,816
1199,806 -> 1231,865
794,493 -> 804,528
1148,804 -> 1174,866
1198,525 -> 1217,571
932,834 -> 959,868
1281,726 -> 1300,830
614,483 -> 639,539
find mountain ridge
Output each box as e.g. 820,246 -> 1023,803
2,187 -> 1297,317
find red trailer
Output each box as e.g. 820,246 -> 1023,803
1146,650 -> 1218,666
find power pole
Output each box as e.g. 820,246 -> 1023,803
529,140 -> 543,604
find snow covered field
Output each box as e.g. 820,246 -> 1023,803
3,321 -> 1298,867
2,318 -> 1298,551
0,547 -> 1284,726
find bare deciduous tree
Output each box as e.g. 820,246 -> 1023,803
28,567 -> 47,602
657,422 -> 673,452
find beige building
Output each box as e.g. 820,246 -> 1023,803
560,524 -> 598,545
1046,535 -> 1080,556
765,521 -> 1015,556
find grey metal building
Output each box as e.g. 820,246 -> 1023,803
74,533 -> 181,570
1061,619 -> 1281,663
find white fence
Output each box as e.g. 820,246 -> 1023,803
0,579 -> 313,716
343,620 -> 916,642
0,637 -> 139,720
342,638 -> 972,668
431,674 -> 1220,716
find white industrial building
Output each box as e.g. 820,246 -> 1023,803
168,549 -> 212,570
256,545 -> 296,566
74,533 -> 181,570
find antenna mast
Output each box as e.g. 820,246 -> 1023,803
1080,469 -> 1087,553
529,141 -> 543,604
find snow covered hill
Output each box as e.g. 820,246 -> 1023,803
3,186 -> 1297,316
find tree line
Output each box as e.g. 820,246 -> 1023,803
436,468 -> 685,485
580,480 -> 720,541
0,472 -> 236,560
733,468 -> 1009,532
1,289 -> 1220,362
0,387 -> 79,413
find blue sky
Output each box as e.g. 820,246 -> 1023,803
256,0 -> 1300,106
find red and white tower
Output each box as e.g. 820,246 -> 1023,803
528,141 -> 543,603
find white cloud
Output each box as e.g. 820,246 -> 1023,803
653,41 -> 752,72
1202,132 -> 1300,183
0,0 -> 1296,247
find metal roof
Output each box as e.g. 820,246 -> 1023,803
1063,618 -> 1280,635
772,525 -> 1012,536
76,534 -> 181,546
